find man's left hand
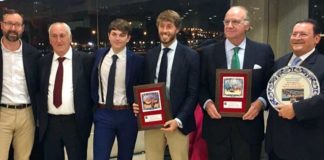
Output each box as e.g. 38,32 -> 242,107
277,103 -> 295,120
160,119 -> 178,132
243,100 -> 263,120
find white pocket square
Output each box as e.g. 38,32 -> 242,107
253,64 -> 262,69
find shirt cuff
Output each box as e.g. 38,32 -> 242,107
258,97 -> 267,109
203,99 -> 213,110
175,118 -> 183,128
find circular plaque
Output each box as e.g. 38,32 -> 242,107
267,66 -> 320,111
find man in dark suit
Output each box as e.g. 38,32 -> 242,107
199,6 -> 274,160
90,18 -> 143,160
265,19 -> 324,160
134,10 -> 199,160
38,22 -> 94,160
0,8 -> 40,160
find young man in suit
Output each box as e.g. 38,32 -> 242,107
199,6 -> 274,160
90,18 -> 143,160
0,8 -> 40,160
265,19 -> 324,160
38,22 -> 94,160
134,10 -> 199,160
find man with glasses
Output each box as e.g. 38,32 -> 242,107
199,6 -> 274,160
0,8 -> 40,160
265,19 -> 324,160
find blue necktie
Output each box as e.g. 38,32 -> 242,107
291,57 -> 301,66
106,55 -> 118,108
158,48 -> 170,82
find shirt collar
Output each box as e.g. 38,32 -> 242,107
53,46 -> 73,60
292,48 -> 315,62
161,39 -> 178,51
1,38 -> 23,53
225,38 -> 246,52
108,47 -> 127,60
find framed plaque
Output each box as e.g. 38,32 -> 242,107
133,83 -> 172,130
215,69 -> 252,117
267,66 -> 320,111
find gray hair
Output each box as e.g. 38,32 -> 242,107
48,22 -> 72,38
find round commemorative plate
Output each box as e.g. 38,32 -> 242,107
267,66 -> 320,111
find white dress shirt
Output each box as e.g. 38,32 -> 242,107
1,38 -> 30,104
98,47 -> 127,105
154,40 -> 183,127
154,40 -> 177,98
47,47 -> 75,115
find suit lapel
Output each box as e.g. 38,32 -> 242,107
126,49 -> 132,89
42,54 -> 53,104
170,44 -> 182,88
72,51 -> 80,93
243,39 -> 255,69
150,46 -> 161,82
300,50 -> 318,70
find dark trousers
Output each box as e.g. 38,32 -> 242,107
43,114 -> 86,160
93,108 -> 138,160
206,122 -> 261,160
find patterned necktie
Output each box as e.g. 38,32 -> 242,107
291,57 -> 301,66
231,47 -> 240,69
158,48 -> 171,82
53,57 -> 65,108
106,55 -> 118,108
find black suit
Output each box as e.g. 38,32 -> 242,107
38,50 -> 94,160
199,39 -> 274,160
144,43 -> 199,134
265,50 -> 324,160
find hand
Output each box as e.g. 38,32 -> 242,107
160,119 -> 178,132
206,101 -> 221,119
277,103 -> 295,120
132,103 -> 139,116
243,100 -> 263,120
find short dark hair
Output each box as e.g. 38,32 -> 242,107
295,19 -> 321,35
108,18 -> 132,35
156,10 -> 182,29
1,8 -> 24,22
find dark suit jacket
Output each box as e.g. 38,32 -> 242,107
0,41 -> 40,121
90,48 -> 144,105
199,38 -> 274,144
38,50 -> 94,143
144,42 -> 199,135
265,50 -> 324,160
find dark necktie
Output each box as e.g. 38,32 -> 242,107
53,57 -> 65,108
106,55 -> 118,108
291,57 -> 301,66
158,48 -> 170,82
231,47 -> 240,69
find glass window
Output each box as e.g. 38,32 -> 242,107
0,0 -> 230,54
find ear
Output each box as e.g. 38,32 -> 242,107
315,34 -> 321,45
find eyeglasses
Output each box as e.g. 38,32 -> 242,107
290,32 -> 309,38
223,19 -> 246,26
1,21 -> 24,28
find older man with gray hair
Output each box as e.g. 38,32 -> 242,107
38,22 -> 94,160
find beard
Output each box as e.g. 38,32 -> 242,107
4,31 -> 21,42
159,32 -> 177,46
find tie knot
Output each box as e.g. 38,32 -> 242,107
163,48 -> 170,55
112,55 -> 118,62
57,57 -> 65,63
233,47 -> 240,54
291,56 -> 301,66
